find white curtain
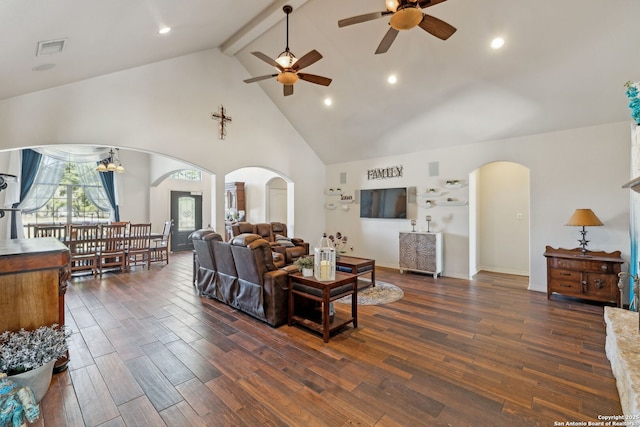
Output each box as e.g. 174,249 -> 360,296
19,155 -> 66,213
13,146 -> 116,236
9,155 -> 65,238
75,162 -> 112,214
32,146 -> 110,163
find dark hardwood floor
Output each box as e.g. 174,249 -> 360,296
35,252 -> 622,426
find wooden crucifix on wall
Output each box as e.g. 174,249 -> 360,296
211,105 -> 232,140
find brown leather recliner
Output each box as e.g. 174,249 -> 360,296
230,234 -> 292,326
230,222 -> 256,237
230,221 -> 309,265
189,229 -> 294,327
255,223 -> 274,243
269,222 -> 309,264
190,229 -> 224,296
270,222 -> 288,238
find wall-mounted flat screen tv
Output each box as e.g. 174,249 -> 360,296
359,187 -> 407,219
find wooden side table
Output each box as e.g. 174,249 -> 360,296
288,271 -> 358,342
335,255 -> 375,287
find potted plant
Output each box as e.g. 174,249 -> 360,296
294,256 -> 314,277
0,324 -> 70,403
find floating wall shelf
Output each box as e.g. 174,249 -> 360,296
443,181 -> 463,190
439,199 -> 468,206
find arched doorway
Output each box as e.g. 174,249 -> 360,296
225,166 -> 294,232
470,161 -> 530,280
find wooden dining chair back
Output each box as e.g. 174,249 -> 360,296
33,224 -> 67,241
97,223 -> 127,276
151,220 -> 172,265
127,223 -> 151,270
68,224 -> 99,276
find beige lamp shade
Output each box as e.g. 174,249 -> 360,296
565,209 -> 603,227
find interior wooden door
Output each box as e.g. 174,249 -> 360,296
170,191 -> 202,252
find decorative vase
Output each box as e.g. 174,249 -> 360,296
9,359 -> 56,403
302,267 -> 313,277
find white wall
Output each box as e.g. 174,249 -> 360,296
115,150 -> 150,225
476,161 -> 530,276
0,48 -> 326,245
326,121 -> 631,296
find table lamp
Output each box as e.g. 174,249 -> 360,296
565,209 -> 603,254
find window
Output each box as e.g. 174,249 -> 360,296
177,196 -> 196,231
22,160 -> 112,228
171,169 -> 201,181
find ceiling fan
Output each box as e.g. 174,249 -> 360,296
338,0 -> 456,54
243,5 -> 332,96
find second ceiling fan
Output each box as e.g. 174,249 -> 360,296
244,5 -> 332,96
338,0 -> 457,54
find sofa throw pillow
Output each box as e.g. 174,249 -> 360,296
275,234 -> 295,247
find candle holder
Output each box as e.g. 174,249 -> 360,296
425,215 -> 432,232
314,233 -> 336,281
410,219 -> 416,232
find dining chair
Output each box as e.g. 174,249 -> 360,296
151,220 -> 172,265
127,223 -> 151,270
33,224 -> 67,241
68,224 -> 99,276
97,223 -> 127,277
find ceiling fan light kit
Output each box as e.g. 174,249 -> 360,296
277,72 -> 299,85
389,5 -> 423,30
338,0 -> 456,54
243,5 -> 332,96
275,50 -> 297,69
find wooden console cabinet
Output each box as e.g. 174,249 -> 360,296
0,238 -> 71,370
399,232 -> 442,278
543,246 -> 624,307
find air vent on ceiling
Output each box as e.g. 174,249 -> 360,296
36,39 -> 67,56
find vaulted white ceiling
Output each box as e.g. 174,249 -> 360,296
3,0 -> 639,164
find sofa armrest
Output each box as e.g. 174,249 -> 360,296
281,264 -> 299,274
291,239 -> 309,255
263,269 -> 291,326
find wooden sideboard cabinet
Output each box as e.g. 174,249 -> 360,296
399,232 -> 442,278
0,237 -> 71,370
543,246 -> 624,307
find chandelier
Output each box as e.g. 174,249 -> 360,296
96,149 -> 125,173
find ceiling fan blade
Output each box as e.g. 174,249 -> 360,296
375,27 -> 399,54
284,85 -> 294,96
251,51 -> 283,71
243,74 -> 278,84
419,14 -> 456,40
298,73 -> 332,86
338,11 -> 390,28
418,0 -> 448,9
292,50 -> 322,71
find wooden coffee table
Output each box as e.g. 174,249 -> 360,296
288,271 -> 358,343
336,255 -> 375,289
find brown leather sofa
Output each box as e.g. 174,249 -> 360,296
230,221 -> 309,264
190,229 -> 296,327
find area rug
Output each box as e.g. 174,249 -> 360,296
335,280 -> 403,306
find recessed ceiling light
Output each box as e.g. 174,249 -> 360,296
324,97 -> 332,106
388,74 -> 398,84
158,27 -> 171,35
491,37 -> 505,49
